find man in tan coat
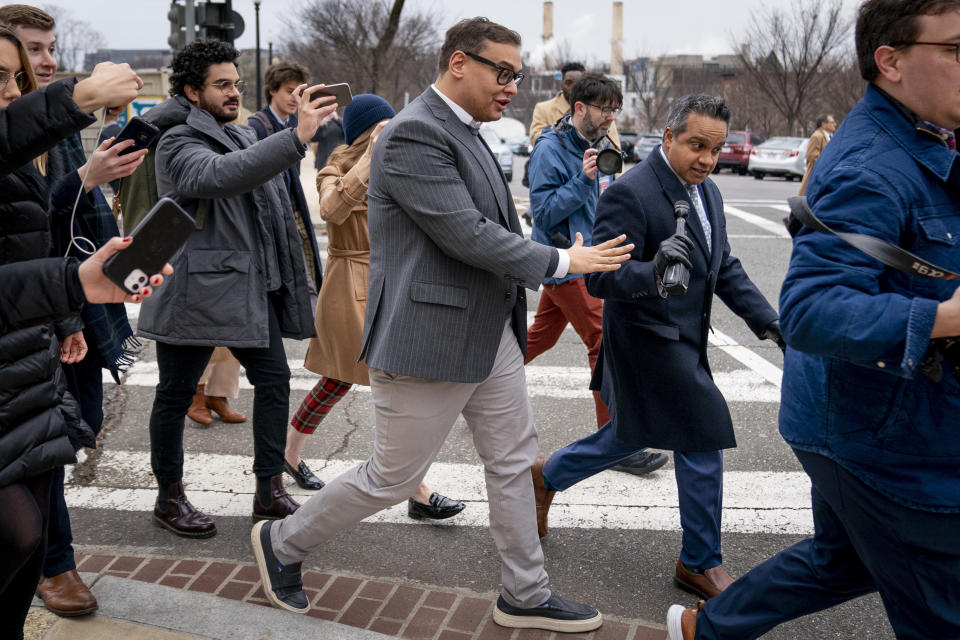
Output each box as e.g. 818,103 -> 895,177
798,114 -> 836,195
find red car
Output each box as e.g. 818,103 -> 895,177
716,130 -> 765,175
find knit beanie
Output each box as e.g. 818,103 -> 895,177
343,94 -> 396,146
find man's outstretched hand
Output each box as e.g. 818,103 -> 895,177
567,233 -> 633,274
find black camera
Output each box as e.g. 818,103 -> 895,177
593,135 -> 624,175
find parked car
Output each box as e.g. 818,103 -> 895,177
717,130 -> 765,174
480,125 -> 515,182
632,134 -> 662,163
507,136 -> 532,156
747,136 -> 808,181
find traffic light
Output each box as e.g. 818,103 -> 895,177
197,1 -> 245,46
167,1 -> 188,51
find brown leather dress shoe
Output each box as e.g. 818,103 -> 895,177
187,384 -> 213,425
36,569 -> 98,617
253,475 -> 301,522
666,599 -> 704,640
153,481 -> 217,538
674,559 -> 734,599
205,395 -> 246,423
531,456 -> 556,538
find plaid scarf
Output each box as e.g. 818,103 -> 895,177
47,133 -> 138,379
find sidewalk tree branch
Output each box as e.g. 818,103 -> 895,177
283,0 -> 440,108
731,0 -> 852,135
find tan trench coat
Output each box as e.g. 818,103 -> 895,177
302,152 -> 372,385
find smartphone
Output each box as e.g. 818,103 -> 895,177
111,116 -> 160,156
103,198 -> 194,295
308,83 -> 353,107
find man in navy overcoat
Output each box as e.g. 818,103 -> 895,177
532,94 -> 782,600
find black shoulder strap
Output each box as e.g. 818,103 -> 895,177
787,196 -> 960,280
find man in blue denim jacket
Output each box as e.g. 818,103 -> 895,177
667,1 -> 960,638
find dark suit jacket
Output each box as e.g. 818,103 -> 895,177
248,108 -> 324,288
361,88 -> 555,382
586,148 -> 777,451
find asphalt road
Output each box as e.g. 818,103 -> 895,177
66,156 -> 895,638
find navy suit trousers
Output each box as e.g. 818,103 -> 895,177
543,422 -> 724,569
696,449 -> 960,640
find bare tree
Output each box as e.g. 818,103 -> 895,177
732,0 -> 852,135
283,0 -> 440,108
625,56 -> 671,132
42,4 -> 106,72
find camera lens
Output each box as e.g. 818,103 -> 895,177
131,282 -> 140,291
596,148 -> 622,175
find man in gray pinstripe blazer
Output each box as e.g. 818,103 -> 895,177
252,18 -> 632,633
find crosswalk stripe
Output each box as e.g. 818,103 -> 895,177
723,206 -> 792,238
110,360 -> 781,403
67,450 -> 813,535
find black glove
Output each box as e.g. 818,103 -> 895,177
653,233 -> 694,279
760,319 -> 787,353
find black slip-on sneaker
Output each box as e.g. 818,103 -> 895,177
493,593 -> 602,633
251,520 -> 308,613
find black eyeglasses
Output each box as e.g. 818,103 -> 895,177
892,41 -> 960,62
208,79 -> 246,95
463,52 -> 525,87
0,70 -> 28,91
585,103 -> 622,118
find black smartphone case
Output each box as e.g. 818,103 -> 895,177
103,198 -> 195,294
114,116 -> 160,155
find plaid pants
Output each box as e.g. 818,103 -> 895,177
290,377 -> 352,434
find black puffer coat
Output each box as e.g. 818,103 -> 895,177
0,78 -> 97,487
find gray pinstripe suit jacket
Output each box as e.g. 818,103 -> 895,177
360,88 -> 556,383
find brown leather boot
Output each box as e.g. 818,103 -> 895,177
187,384 -> 212,425
36,569 -> 98,617
152,481 -> 217,538
252,475 -> 300,522
205,395 -> 246,423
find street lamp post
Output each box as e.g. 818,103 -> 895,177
254,0 -> 262,111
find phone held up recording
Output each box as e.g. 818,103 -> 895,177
103,198 -> 194,295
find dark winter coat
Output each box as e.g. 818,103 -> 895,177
137,99 -> 316,347
0,79 -> 97,486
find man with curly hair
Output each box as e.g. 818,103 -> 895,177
135,38 -> 338,539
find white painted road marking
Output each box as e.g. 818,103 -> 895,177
69,450 -> 814,535
723,205 -> 792,238
110,360 -> 781,404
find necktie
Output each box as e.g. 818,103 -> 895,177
686,183 -> 712,255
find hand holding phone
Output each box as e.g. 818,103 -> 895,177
112,116 -> 160,156
102,198 -> 194,295
296,83 -> 346,144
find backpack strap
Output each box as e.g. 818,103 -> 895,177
248,110 -> 276,137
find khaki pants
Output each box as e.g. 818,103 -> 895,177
198,347 -> 241,398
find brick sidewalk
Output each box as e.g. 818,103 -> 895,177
71,552 -> 663,640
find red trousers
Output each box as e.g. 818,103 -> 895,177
525,278 -> 610,428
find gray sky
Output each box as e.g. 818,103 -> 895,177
53,0 -> 862,67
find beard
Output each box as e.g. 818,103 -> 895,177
197,93 -> 239,124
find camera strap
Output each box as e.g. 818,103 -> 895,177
786,196 -> 960,383
786,196 -> 960,280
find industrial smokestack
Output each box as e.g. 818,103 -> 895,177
611,1 -> 623,75
543,1 -> 554,69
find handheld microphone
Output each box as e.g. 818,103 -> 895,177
661,201 -> 691,296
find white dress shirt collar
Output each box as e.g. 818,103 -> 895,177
431,84 -> 483,129
268,104 -> 290,127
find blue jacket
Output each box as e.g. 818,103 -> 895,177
529,123 -> 612,284
779,84 -> 960,512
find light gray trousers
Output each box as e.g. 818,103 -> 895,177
272,321 -> 551,608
